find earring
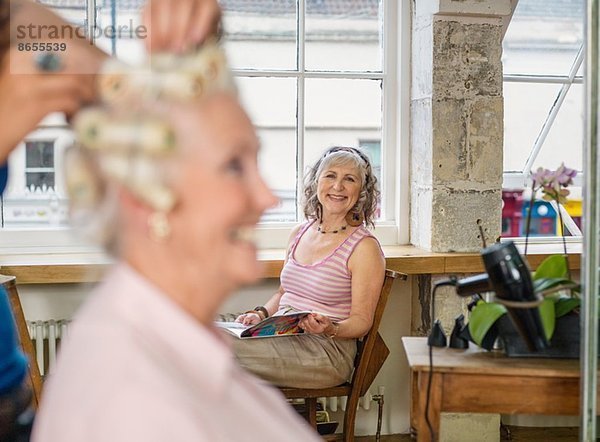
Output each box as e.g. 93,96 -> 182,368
148,212 -> 171,241
345,209 -> 364,227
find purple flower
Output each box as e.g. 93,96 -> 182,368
553,163 -> 577,186
530,163 -> 577,195
531,167 -> 554,189
530,163 -> 577,205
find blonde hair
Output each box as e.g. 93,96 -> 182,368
302,146 -> 379,228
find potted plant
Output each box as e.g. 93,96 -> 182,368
465,163 -> 581,357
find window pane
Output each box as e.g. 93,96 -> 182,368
236,77 -> 297,222
503,0 -> 584,76
532,83 -> 583,172
26,172 -> 55,190
503,82 -> 562,172
359,139 -> 381,185
26,141 -> 54,168
220,0 -> 297,70
304,79 -> 382,216
305,0 -> 382,72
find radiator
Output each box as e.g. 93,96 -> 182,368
27,320 -> 70,377
318,386 -> 385,413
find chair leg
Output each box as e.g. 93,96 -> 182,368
5,280 -> 43,408
343,394 -> 360,442
305,398 -> 318,429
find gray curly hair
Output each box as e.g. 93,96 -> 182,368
302,146 -> 380,229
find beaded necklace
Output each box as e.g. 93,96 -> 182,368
317,223 -> 347,234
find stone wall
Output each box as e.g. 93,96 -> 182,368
411,0 -> 511,252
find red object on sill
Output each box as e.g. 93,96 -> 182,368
502,189 -> 524,238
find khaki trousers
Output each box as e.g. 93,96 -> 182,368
230,334 -> 357,389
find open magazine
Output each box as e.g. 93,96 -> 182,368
215,310 -> 313,339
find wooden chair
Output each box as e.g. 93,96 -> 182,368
279,269 -> 406,441
1,275 -> 44,408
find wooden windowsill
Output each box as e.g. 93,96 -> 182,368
0,243 -> 582,284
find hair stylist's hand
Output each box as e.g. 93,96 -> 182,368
143,0 -> 222,54
298,313 -> 332,335
0,49 -> 101,162
0,1 -> 107,162
235,312 -> 262,326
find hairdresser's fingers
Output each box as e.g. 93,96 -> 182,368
188,0 -> 222,45
168,0 -> 198,53
143,0 -> 221,52
143,0 -> 173,52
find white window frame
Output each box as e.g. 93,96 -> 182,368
0,0 -> 409,262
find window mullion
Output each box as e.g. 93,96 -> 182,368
86,0 -> 97,43
296,0 -> 306,223
381,0 -> 396,223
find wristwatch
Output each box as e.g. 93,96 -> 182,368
254,306 -> 269,320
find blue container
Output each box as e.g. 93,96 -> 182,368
521,200 -> 557,236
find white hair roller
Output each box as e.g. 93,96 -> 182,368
99,153 -> 176,212
67,41 -> 236,244
74,109 -> 176,156
98,40 -> 235,104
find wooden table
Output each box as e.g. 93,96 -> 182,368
403,337 -> 590,442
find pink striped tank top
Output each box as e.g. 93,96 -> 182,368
279,220 -> 382,321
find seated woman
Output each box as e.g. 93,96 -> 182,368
233,146 -> 386,389
32,43 -> 320,441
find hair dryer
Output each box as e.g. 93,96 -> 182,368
455,241 -> 548,352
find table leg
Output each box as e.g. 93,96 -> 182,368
416,371 -> 442,442
410,370 -> 418,437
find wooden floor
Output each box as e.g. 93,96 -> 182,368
353,426 -> 579,441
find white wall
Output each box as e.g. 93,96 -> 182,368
17,275 -> 413,436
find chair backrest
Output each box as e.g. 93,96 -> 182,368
1,275 -> 43,408
279,269 -> 406,440
348,269 -> 405,396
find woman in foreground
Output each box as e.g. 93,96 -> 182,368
31,42 -> 320,442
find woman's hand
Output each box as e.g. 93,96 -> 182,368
142,0 -> 222,53
235,312 -> 262,326
298,313 -> 333,335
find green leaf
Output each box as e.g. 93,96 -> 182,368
468,302 -> 507,347
533,255 -> 568,280
555,298 -> 581,318
538,298 -> 556,341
